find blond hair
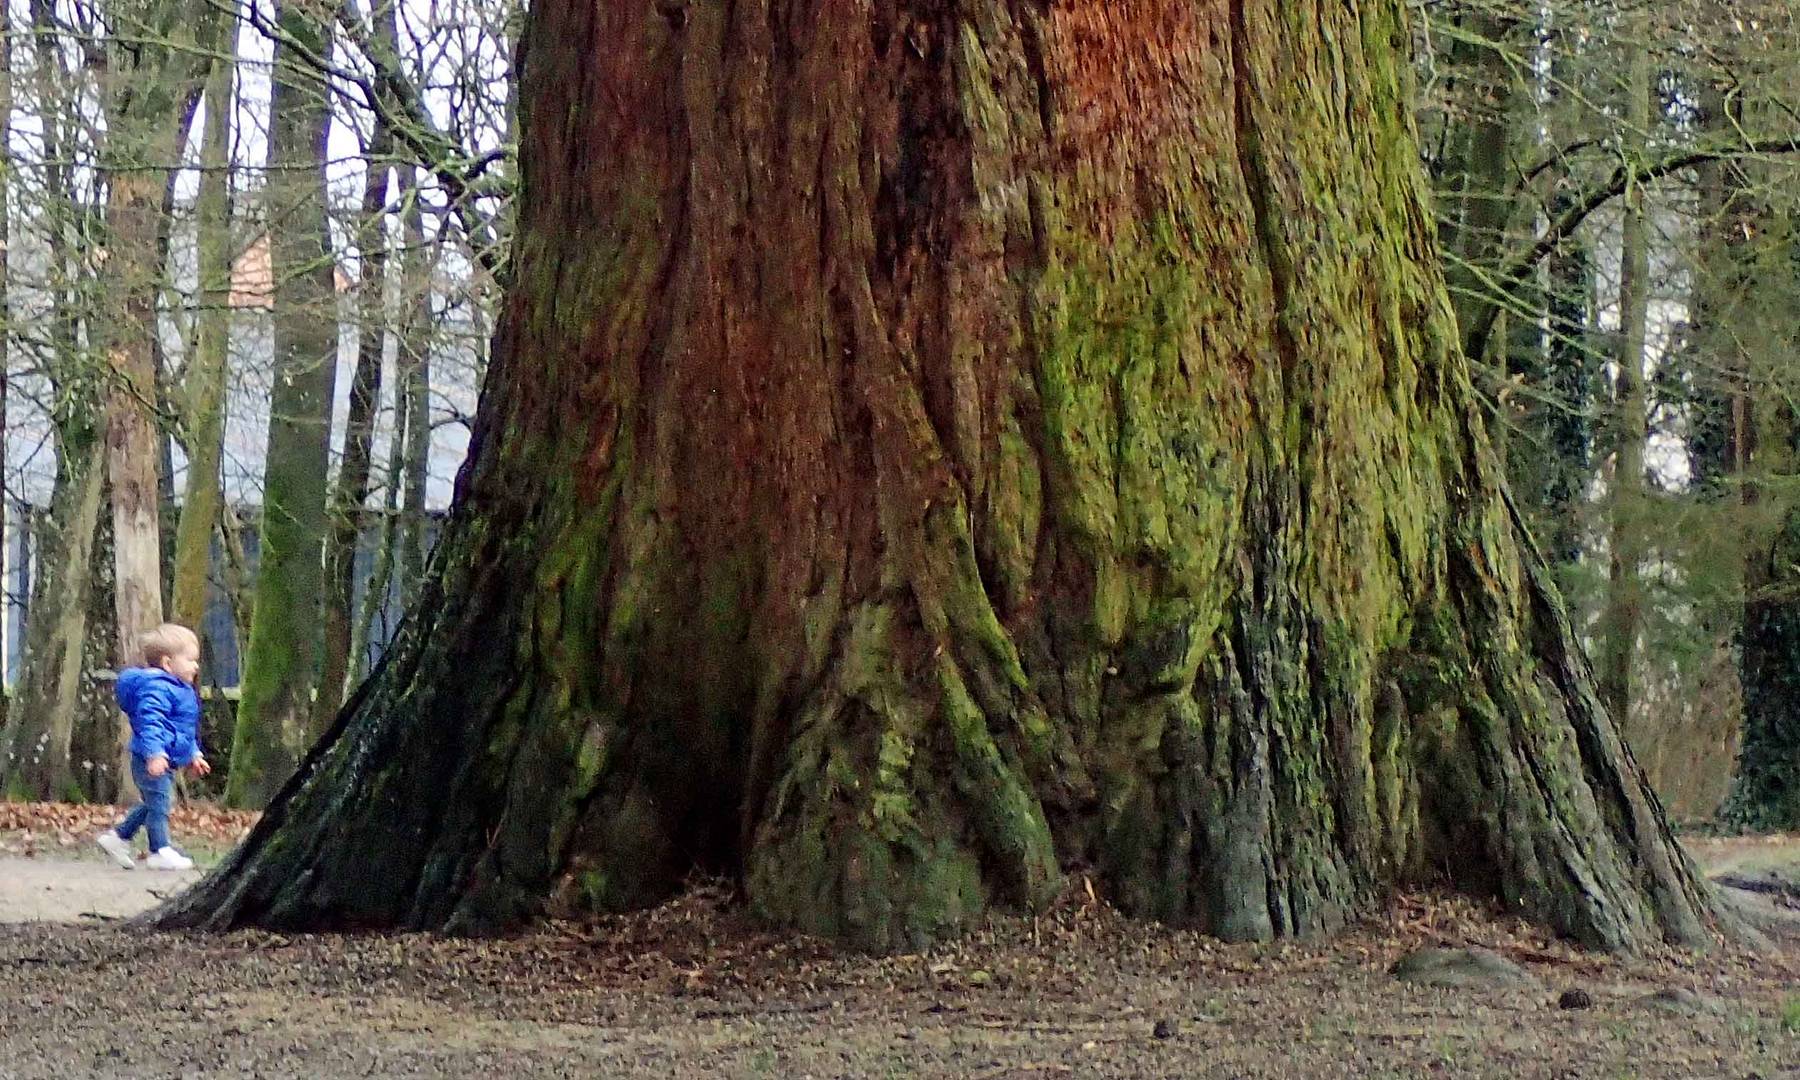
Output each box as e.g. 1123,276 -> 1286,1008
140,623 -> 200,668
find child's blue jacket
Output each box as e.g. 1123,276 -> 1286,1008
117,668 -> 203,766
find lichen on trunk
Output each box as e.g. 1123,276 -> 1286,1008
159,0 -> 1729,953
172,57 -> 234,631
224,6 -> 339,808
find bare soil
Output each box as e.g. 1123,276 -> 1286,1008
1,817 -> 1797,1078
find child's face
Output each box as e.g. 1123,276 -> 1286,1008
162,642 -> 201,685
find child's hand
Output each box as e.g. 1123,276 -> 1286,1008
189,755 -> 212,778
145,756 -> 169,778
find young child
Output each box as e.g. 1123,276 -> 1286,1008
95,623 -> 212,871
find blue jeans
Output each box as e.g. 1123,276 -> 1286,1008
115,755 -> 173,852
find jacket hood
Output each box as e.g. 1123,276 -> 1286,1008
116,666 -> 185,712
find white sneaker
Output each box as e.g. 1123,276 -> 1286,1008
95,831 -> 135,870
145,847 -> 195,871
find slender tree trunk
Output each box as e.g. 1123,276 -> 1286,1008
163,0 -> 1726,952
345,0 -> 424,679
155,151 -> 191,616
102,166 -> 170,789
1669,81 -> 1760,822
352,403 -> 408,682
384,0 -> 437,590
1436,8 -> 1518,363
3,6 -> 97,800
98,0 -> 219,785
1,437 -> 105,800
219,499 -> 253,659
1720,106 -> 1800,830
1531,182 -> 1602,567
317,120 -> 392,728
172,58 -> 236,630
1730,480 -> 1800,828
226,3 -> 340,807
1488,20 -> 1603,575
81,488 -> 127,801
396,173 -> 432,604
1597,40 -> 1651,737
0,12 -> 10,697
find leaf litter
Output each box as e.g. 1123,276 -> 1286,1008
0,801 -> 258,858
0,834 -> 1796,1077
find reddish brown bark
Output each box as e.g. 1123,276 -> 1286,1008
160,0 -> 1727,952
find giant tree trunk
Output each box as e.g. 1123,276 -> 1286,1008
225,7 -> 340,807
162,0 -> 1725,951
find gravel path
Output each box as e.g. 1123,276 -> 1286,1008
0,855 -> 201,923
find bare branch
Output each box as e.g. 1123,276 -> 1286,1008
1465,135 -> 1800,362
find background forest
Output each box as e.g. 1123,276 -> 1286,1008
0,0 -> 1795,827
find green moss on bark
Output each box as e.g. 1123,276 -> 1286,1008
156,0 -> 1728,956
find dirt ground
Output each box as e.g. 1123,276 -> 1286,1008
1,820 -> 1798,1079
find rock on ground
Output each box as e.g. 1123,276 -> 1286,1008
1391,946 -> 1540,989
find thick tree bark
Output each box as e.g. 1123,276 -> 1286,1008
162,0 -> 1727,952
172,58 -> 236,630
225,5 -> 340,806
